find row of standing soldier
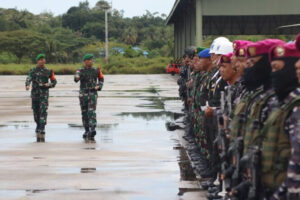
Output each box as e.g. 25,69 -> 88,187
177,35 -> 300,200
25,53 -> 104,142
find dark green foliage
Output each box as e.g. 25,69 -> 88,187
0,1 -> 173,64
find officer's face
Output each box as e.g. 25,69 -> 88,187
220,63 -> 236,81
271,60 -> 285,72
189,59 -> 195,69
37,58 -> 46,67
231,55 -> 237,68
295,59 -> 300,83
194,58 -> 202,72
192,55 -> 199,66
183,57 -> 190,66
213,54 -> 222,66
246,56 -> 262,68
199,58 -> 211,71
84,59 -> 94,67
210,54 -> 219,66
234,57 -> 247,76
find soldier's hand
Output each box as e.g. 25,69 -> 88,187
94,86 -> 100,91
26,86 -> 30,91
44,83 -> 50,88
75,75 -> 80,81
187,98 -> 192,105
205,107 -> 214,117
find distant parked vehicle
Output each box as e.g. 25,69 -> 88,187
166,63 -> 180,75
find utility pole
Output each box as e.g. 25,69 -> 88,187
105,9 -> 109,64
103,1 -> 112,64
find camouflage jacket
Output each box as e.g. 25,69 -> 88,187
25,66 -> 57,99
261,88 -> 300,191
74,66 -> 104,94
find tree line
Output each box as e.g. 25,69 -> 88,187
0,0 -> 174,64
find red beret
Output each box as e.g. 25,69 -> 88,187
219,53 -> 233,65
246,39 -> 285,58
296,34 -> 300,51
269,43 -> 300,61
233,40 -> 254,57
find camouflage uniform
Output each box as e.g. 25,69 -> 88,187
192,72 -> 209,157
271,100 -> 300,200
194,70 -> 215,159
74,66 -> 104,138
260,88 -> 300,197
25,66 -> 57,136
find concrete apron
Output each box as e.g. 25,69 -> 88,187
0,75 -> 206,200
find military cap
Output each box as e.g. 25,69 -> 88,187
83,53 -> 94,61
269,43 -> 300,61
296,34 -> 300,51
246,39 -> 285,58
36,54 -> 45,62
219,53 -> 233,64
233,40 -> 254,57
198,49 -> 211,58
184,46 -> 197,58
197,47 -> 206,54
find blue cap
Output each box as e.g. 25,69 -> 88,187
198,49 -> 211,58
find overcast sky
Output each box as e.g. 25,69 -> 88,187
0,0 -> 175,17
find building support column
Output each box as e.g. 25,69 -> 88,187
195,0 -> 203,46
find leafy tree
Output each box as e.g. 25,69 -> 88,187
122,27 -> 138,45
0,30 -> 47,63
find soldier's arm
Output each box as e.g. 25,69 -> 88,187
96,67 -> 104,91
49,69 -> 57,88
25,69 -> 33,87
74,69 -> 81,83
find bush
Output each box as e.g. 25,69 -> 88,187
0,56 -> 171,75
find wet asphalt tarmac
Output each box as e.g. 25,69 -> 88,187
0,75 -> 206,200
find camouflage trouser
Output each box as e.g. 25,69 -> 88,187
194,109 -> 210,159
32,97 -> 48,131
79,92 -> 98,129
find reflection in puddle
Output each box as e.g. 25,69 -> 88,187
81,168 -> 97,174
83,147 -> 96,150
0,84 -> 201,198
0,190 -> 26,198
33,157 -> 44,160
178,147 -> 197,182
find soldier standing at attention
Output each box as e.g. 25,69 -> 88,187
74,54 -> 104,141
25,54 -> 57,142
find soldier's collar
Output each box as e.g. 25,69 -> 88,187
283,87 -> 300,104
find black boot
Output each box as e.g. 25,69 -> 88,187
36,132 -> 41,143
83,126 -> 89,139
40,131 -> 45,143
35,123 -> 40,133
89,126 -> 96,140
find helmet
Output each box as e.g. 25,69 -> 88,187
184,46 -> 197,58
209,37 -> 230,54
214,41 -> 233,55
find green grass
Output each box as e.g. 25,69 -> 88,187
0,56 -> 171,75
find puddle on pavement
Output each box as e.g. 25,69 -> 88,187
0,85 -> 200,198
0,190 -> 26,198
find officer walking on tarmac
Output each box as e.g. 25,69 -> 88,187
74,54 -> 104,141
25,54 -> 57,142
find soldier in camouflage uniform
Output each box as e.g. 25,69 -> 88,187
74,54 -> 104,141
202,41 -> 233,191
267,39 -> 300,200
25,54 -> 57,142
